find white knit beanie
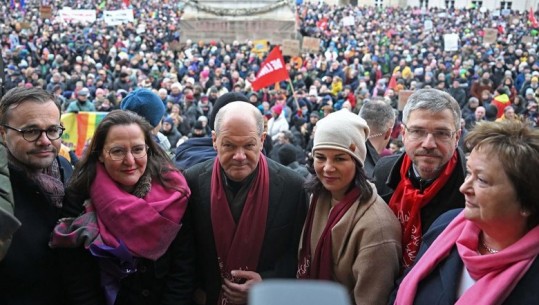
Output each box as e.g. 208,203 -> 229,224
313,110 -> 370,166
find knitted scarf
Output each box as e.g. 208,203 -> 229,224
8,153 -> 64,208
210,155 -> 269,305
394,212 -> 539,305
51,163 -> 190,261
389,152 -> 458,268
297,188 -> 361,280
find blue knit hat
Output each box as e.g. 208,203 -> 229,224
121,88 -> 165,127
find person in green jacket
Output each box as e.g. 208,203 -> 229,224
0,142 -> 20,261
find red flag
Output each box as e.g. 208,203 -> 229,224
386,74 -> 397,91
529,7 -> 538,28
251,46 -> 289,91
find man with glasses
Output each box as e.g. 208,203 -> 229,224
0,87 -> 73,305
373,88 -> 466,268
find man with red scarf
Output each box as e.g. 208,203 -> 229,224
184,102 -> 307,305
373,88 -> 466,268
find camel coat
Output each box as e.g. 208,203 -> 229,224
299,183 -> 401,305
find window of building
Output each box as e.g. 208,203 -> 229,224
419,0 -> 429,8
500,1 -> 512,10
445,0 -> 455,8
472,1 -> 483,8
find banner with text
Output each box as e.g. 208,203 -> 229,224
57,8 -> 96,24
103,9 -> 134,26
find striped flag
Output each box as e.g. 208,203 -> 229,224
61,112 -> 108,157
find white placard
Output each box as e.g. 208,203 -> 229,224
342,16 -> 355,26
424,19 -> 433,31
103,9 -> 134,26
58,8 -> 96,24
444,33 -> 459,52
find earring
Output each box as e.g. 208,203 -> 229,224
521,210 -> 530,217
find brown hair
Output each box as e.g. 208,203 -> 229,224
465,120 -> 539,228
66,110 -> 181,204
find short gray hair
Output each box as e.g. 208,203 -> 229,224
359,98 -> 395,134
402,88 -> 461,131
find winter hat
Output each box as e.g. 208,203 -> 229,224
313,109 -> 370,167
121,88 -> 165,127
78,88 -> 90,97
278,143 -> 297,166
271,104 -> 283,116
209,92 -> 249,130
193,121 -> 205,130
163,116 -> 174,125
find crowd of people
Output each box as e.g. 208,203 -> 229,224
2,1 -> 539,158
1,1 -> 539,305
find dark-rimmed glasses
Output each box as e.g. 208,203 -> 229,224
107,145 -> 149,161
1,124 -> 65,142
402,123 -> 456,142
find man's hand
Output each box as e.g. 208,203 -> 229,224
222,270 -> 262,304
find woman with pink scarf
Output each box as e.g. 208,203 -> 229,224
391,120 -> 539,305
50,110 -> 193,305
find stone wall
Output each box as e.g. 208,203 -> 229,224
181,0 -> 297,44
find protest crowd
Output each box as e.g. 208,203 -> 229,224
2,0 -> 539,304
2,0 -> 539,158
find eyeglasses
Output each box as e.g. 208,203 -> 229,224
107,145 -> 149,161
1,124 -> 65,142
403,124 -> 456,142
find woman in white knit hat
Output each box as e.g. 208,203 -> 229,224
297,109 -> 402,305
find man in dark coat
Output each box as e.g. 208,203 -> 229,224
184,102 -> 307,305
373,88 -> 465,269
174,92 -> 249,171
0,87 -> 73,305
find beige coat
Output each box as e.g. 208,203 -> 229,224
299,183 -> 402,305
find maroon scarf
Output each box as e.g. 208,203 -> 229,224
389,152 -> 458,268
210,155 -> 270,305
297,188 -> 361,280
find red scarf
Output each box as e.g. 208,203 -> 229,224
297,188 -> 361,280
210,155 -> 270,305
395,212 -> 539,305
389,152 -> 458,268
89,164 -> 190,260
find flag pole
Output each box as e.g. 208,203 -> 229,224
287,78 -> 300,112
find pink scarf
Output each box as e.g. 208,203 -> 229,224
394,211 -> 539,305
89,163 -> 190,260
210,155 -> 270,305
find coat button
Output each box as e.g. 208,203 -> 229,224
139,265 -> 147,273
141,289 -> 150,297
